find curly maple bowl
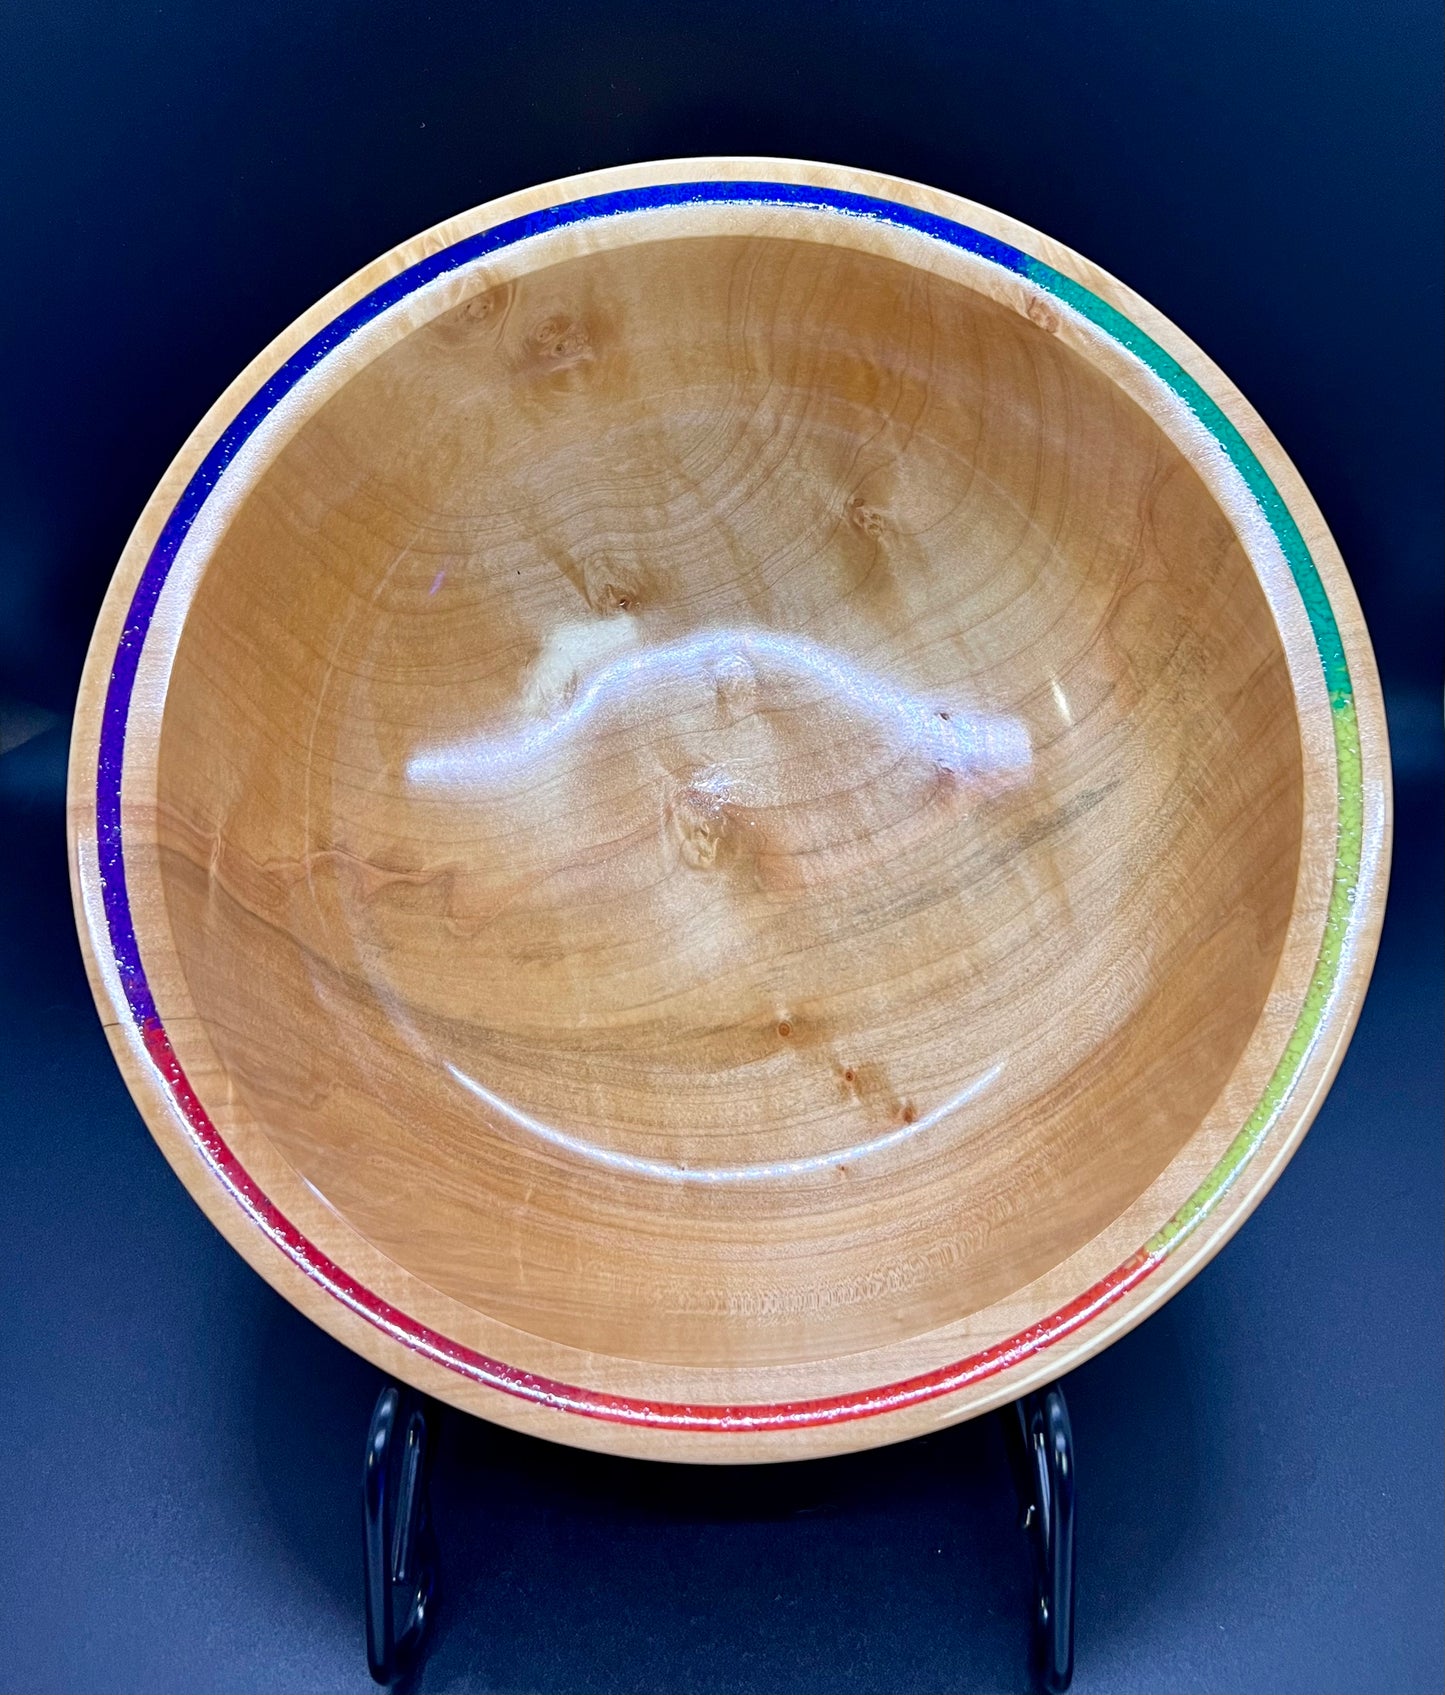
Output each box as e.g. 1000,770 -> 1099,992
69,160 -> 1390,1461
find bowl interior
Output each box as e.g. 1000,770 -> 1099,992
153,230 -> 1303,1371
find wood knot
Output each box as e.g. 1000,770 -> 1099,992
846,493 -> 888,537
530,313 -> 592,363
1026,296 -> 1061,336
838,1062 -> 869,1103
460,289 -> 501,322
431,284 -> 512,342
711,652 -> 757,721
666,772 -> 737,871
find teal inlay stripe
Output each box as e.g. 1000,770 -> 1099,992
1015,254 -> 1364,1261
1021,260 -> 1354,702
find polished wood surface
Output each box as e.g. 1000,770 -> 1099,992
69,160 -> 1390,1459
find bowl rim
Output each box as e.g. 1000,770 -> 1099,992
67,156 -> 1392,1462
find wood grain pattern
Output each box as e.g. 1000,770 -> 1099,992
68,160 -> 1390,1460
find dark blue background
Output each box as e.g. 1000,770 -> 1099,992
1,3 -> 1440,1690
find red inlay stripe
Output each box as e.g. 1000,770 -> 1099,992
141,1017 -> 1161,1430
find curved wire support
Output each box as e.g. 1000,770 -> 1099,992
1005,1383 -> 1076,1693
363,1384 -> 437,1686
357,1377 -> 1073,1690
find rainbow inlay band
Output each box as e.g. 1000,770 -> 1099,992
95,181 -> 1365,1431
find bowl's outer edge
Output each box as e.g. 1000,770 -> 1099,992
66,157 -> 1392,1462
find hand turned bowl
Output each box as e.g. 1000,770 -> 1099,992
70,159 -> 1390,1461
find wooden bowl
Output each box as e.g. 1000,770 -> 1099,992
69,160 -> 1390,1461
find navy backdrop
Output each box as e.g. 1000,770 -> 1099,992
0,3 -> 1440,1691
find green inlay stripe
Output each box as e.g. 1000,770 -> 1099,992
1020,254 -> 1364,1262
1022,260 -> 1353,701
1146,698 -> 1364,1256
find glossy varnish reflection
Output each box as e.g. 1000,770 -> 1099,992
69,162 -> 1389,1459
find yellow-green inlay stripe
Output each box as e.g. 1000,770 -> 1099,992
1022,254 -> 1366,1260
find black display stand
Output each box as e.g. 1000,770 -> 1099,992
362,1379 -> 1075,1692
363,1386 -> 438,1686
1004,1385 -> 1075,1692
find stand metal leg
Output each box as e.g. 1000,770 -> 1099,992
363,1384 -> 437,1686
1004,1383 -> 1076,1694
357,1380 -> 1074,1691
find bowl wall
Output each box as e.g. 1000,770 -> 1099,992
154,230 -> 1302,1370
